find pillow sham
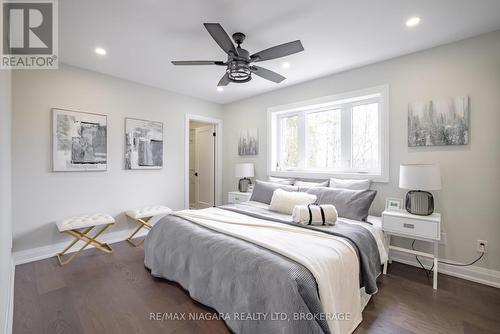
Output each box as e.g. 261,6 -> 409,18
329,178 -> 371,190
268,176 -> 295,185
270,189 -> 317,215
305,187 -> 377,221
250,180 -> 298,204
294,180 -> 329,188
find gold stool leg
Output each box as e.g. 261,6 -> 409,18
59,226 -> 93,255
127,217 -> 152,247
57,223 -> 114,266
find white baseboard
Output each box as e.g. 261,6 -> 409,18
390,249 -> 500,289
4,257 -> 14,334
13,228 -> 149,266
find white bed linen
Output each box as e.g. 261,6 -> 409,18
244,201 -> 389,265
240,201 -> 388,314
341,215 -> 388,265
176,207 -> 363,334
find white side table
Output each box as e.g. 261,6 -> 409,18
228,191 -> 252,204
382,210 -> 441,289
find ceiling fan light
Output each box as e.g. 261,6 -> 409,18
227,61 -> 251,82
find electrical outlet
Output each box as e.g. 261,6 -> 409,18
477,240 -> 488,253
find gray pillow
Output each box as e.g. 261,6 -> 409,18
305,187 -> 377,221
250,180 -> 298,204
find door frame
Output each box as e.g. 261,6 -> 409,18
184,114 -> 223,209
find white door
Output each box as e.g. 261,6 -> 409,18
195,125 -> 215,208
189,129 -> 196,208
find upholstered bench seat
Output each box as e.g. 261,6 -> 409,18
125,205 -> 171,247
125,205 -> 172,220
56,213 -> 115,232
56,212 -> 115,266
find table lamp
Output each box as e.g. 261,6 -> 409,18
399,164 -> 441,215
235,163 -> 254,192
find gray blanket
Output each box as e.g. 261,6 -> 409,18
221,203 -> 381,294
144,205 -> 381,334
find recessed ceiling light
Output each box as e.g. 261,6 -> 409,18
95,47 -> 107,56
282,62 -> 291,69
406,17 -> 421,27
217,86 -> 224,92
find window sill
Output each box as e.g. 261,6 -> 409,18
269,170 -> 389,183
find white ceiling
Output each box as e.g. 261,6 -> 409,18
60,0 -> 500,104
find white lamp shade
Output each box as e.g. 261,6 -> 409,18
399,164 -> 441,190
235,163 -> 254,178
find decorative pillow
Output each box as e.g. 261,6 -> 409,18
292,204 -> 337,226
270,189 -> 317,215
250,180 -> 298,204
305,187 -> 377,221
295,180 -> 329,188
268,176 -> 295,185
329,178 -> 371,190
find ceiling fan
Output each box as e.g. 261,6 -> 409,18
171,23 -> 304,87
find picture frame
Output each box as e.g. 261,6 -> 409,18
408,96 -> 469,147
125,117 -> 164,170
385,198 -> 403,211
238,128 -> 259,156
52,108 -> 108,172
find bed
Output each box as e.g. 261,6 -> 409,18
144,199 -> 388,334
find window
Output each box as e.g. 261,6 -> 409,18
268,86 -> 389,182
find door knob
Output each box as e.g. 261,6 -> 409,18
194,172 -> 198,176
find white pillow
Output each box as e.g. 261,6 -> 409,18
269,189 -> 317,215
295,180 -> 329,188
268,176 -> 295,185
329,178 -> 371,190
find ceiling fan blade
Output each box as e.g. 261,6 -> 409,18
251,66 -> 286,83
218,72 -> 230,86
250,40 -> 304,62
171,60 -> 224,65
204,23 -> 239,56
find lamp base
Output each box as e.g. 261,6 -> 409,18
238,178 -> 252,192
406,190 -> 434,215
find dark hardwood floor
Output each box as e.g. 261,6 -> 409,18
13,238 -> 500,334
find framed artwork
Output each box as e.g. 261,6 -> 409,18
125,118 -> 164,169
385,198 -> 403,211
408,96 -> 469,147
52,108 -> 107,171
238,128 -> 258,156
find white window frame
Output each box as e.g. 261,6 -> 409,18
267,85 -> 389,182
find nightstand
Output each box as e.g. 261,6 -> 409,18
382,210 -> 441,289
227,191 -> 252,204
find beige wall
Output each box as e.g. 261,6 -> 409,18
0,69 -> 12,333
222,31 -> 500,271
12,64 -> 223,252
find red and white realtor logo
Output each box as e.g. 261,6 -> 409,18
1,0 -> 58,69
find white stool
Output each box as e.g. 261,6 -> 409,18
125,205 -> 172,247
56,213 -> 115,266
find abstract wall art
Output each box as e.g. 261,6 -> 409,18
125,118 -> 164,169
238,128 -> 259,156
408,96 -> 470,147
52,108 -> 107,171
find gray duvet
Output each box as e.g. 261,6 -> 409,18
144,204 -> 381,334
